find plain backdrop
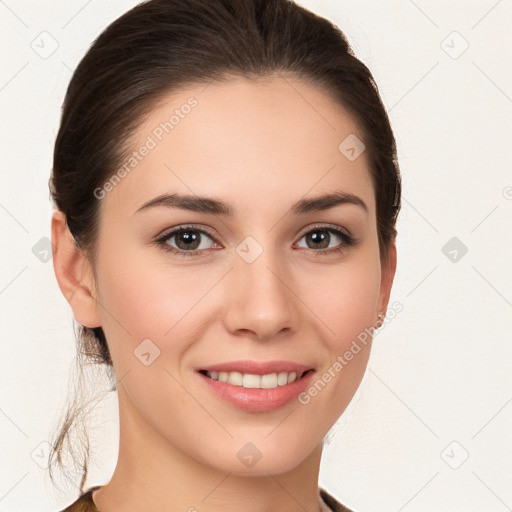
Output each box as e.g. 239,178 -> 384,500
0,1 -> 511,511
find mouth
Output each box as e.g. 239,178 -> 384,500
197,368 -> 315,390
196,365 -> 316,412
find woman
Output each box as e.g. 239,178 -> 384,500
48,0 -> 401,510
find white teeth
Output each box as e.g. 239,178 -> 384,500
204,370 -> 304,389
242,373 -> 261,388
261,373 -> 277,388
227,371 -> 243,386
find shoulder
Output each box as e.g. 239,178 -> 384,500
319,487 -> 356,512
58,486 -> 101,512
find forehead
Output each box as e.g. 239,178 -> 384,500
101,74 -> 375,221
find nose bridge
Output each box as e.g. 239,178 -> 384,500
223,234 -> 297,340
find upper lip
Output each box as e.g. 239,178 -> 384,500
198,360 -> 314,375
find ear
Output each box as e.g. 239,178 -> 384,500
51,209 -> 102,328
377,239 -> 397,317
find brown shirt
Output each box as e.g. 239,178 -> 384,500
59,485 -> 354,512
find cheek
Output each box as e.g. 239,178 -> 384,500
93,239 -> 209,364
299,253 -> 382,349
293,257 -> 380,427
94,242 -> 192,357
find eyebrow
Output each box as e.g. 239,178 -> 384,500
134,190 -> 368,217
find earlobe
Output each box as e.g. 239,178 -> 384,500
51,209 -> 102,328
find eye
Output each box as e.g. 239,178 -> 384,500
154,223 -> 357,258
154,225 -> 218,257
295,224 -> 356,256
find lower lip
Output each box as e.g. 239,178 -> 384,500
197,370 -> 315,412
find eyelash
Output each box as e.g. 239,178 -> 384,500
153,223 -> 357,258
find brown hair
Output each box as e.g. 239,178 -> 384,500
48,0 -> 401,494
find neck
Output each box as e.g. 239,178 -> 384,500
92,387 -> 325,512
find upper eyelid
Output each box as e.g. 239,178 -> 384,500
156,224 -> 218,242
299,222 -> 351,236
156,223 -> 352,246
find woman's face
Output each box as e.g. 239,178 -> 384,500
79,74 -> 395,475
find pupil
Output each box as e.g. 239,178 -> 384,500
178,230 -> 199,250
309,230 -> 328,249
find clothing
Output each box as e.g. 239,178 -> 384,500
59,485 -> 354,511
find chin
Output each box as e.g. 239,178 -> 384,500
198,436 -> 319,477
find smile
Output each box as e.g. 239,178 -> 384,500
196,368 -> 316,412
200,369 -> 310,389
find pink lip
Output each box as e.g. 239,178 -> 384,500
197,359 -> 314,375
196,360 -> 316,412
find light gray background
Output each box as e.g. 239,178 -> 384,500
1,1 -> 511,511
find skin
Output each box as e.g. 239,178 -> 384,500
52,74 -> 396,512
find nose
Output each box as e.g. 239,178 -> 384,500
222,244 -> 299,342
